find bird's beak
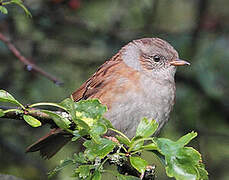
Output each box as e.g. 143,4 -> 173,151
170,59 -> 190,66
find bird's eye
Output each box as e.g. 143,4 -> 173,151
153,55 -> 160,62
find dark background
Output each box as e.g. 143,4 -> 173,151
0,0 -> 228,179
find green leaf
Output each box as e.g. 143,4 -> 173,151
136,118 -> 158,138
0,6 -> 8,14
42,110 -> 71,130
130,156 -> 148,174
142,143 -> 157,151
90,122 -> 107,136
177,132 -> 197,147
75,165 -> 94,179
197,163 -> 209,180
62,99 -> 107,131
77,118 -> 91,131
176,147 -> 201,165
83,138 -> 116,161
0,90 -> 24,108
89,122 -> 107,143
129,136 -> 144,152
48,158 -> 73,178
74,99 -> 107,122
73,152 -> 87,164
116,135 -> 130,146
59,98 -> 76,118
154,132 -> 208,180
165,153 -> 198,180
155,138 -> 177,156
23,115 -> 41,127
92,170 -> 102,180
0,109 -> 5,117
100,117 -> 114,128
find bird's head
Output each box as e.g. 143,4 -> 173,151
121,38 -> 190,80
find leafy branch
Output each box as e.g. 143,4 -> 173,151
0,90 -> 208,180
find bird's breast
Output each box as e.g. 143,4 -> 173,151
104,74 -> 176,138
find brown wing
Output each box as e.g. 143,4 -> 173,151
26,128 -> 72,159
72,58 -> 140,109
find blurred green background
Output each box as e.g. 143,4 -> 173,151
0,0 -> 228,179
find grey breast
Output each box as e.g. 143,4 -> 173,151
105,73 -> 175,138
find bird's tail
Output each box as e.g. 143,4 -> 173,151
26,128 -> 72,159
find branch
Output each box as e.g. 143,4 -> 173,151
0,32 -> 63,85
0,105 -> 58,127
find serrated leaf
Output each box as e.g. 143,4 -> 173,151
73,152 -> 87,164
0,109 -> 5,117
83,138 -> 116,161
177,132 -> 197,147
130,156 -> 148,174
90,123 -> 107,143
92,170 -> 102,180
0,6 -> 8,14
165,147 -> 202,180
23,115 -> 41,127
65,99 -> 108,131
0,90 -> 24,108
42,110 -> 71,130
136,118 -> 158,138
154,133 -> 208,180
75,165 -> 94,179
74,99 -> 107,121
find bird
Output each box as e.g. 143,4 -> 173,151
26,38 -> 190,159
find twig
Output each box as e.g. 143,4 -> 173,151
0,105 -> 58,127
0,32 -> 63,85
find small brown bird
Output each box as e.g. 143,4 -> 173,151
27,38 -> 190,158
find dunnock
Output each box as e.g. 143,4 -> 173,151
27,38 -> 190,158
